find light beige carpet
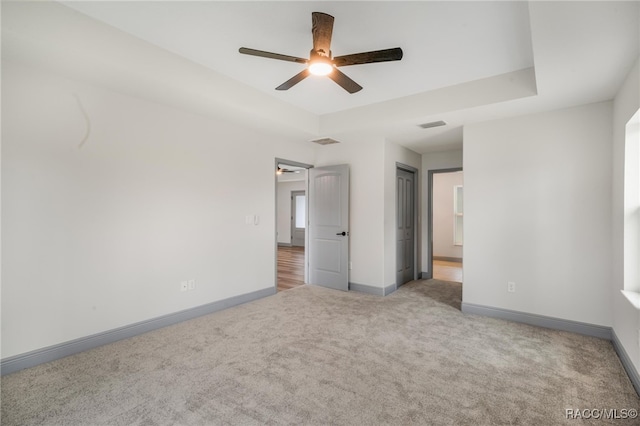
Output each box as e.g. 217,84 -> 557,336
2,280 -> 639,425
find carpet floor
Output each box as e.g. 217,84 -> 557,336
2,280 -> 639,425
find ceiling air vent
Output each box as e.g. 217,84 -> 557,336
418,120 -> 447,129
310,137 -> 341,145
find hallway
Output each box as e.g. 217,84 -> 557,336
277,246 -> 305,292
433,259 -> 462,283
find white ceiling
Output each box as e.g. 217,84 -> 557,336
4,1 -> 639,154
61,1 -> 535,116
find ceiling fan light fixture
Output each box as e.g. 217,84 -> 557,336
239,12 -> 402,93
308,60 -> 334,76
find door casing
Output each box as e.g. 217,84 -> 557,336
426,167 -> 463,279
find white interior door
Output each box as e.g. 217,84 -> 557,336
308,164 -> 349,291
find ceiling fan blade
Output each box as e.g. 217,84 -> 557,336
312,12 -> 334,56
327,69 -> 363,94
276,69 -> 311,91
239,47 -> 308,64
333,48 -> 404,67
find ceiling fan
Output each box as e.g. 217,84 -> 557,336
239,12 -> 403,94
276,164 -> 302,175
276,167 -> 298,174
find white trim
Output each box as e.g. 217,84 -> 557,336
621,290 -> 640,310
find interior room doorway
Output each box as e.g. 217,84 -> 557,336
275,159 -> 311,292
428,168 -> 463,283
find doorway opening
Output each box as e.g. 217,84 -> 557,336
275,159 -> 312,292
428,168 -> 463,283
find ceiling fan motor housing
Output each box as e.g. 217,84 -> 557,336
311,49 -> 331,60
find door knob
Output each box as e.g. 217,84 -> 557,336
336,231 -> 347,236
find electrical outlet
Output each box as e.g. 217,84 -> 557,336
507,281 -> 516,293
180,281 -> 188,292
349,261 -> 353,270
188,280 -> 195,290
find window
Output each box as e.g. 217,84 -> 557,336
295,194 -> 306,229
623,108 -> 639,294
454,185 -> 463,246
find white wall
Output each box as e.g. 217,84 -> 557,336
315,137 -> 386,288
276,179 -> 306,245
314,139 -> 421,290
421,150 -> 463,275
463,101 -> 613,326
383,141 -> 422,287
1,59 -> 316,359
433,171 -> 463,259
612,57 -> 640,373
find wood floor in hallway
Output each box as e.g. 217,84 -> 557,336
278,249 -> 462,289
277,246 -> 305,292
433,259 -> 463,283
